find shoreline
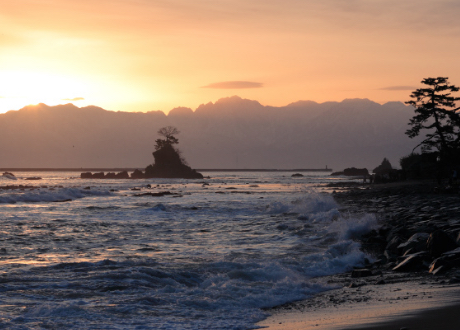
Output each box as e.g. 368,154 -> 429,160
258,274 -> 460,330
258,180 -> 460,330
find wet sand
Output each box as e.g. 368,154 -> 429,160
258,275 -> 460,330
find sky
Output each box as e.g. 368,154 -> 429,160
1,0 -> 460,114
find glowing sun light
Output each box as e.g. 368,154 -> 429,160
0,71 -> 87,113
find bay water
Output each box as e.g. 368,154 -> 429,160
0,171 -> 376,329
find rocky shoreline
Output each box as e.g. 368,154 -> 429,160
332,180 -> 460,278
259,180 -> 460,329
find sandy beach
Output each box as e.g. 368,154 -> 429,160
258,274 -> 460,330
258,180 -> 460,330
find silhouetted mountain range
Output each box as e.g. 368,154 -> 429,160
0,96 -> 420,170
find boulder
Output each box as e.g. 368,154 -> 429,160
429,249 -> 460,274
426,230 -> 457,258
386,236 -> 403,253
291,173 -> 304,177
397,232 -> 430,254
392,252 -> 429,272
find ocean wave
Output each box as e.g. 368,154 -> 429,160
0,188 -> 113,204
267,189 -> 338,216
6,258 -> 328,329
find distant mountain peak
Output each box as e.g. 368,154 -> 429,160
195,96 -> 264,115
168,107 -> 194,117
340,98 -> 377,105
286,100 -> 319,108
213,95 -> 262,107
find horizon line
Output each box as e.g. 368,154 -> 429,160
1,168 -> 333,172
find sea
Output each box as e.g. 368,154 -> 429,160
0,171 -> 377,329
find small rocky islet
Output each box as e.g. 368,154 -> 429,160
81,127 -> 203,180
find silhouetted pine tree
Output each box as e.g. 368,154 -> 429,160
406,77 -> 460,158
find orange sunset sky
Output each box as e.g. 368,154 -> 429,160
1,0 -> 459,114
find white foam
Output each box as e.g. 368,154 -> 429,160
330,213 -> 378,240
0,188 -> 112,204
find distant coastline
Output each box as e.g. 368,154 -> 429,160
0,168 -> 333,172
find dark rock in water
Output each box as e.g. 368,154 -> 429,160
25,177 -> 42,180
276,224 -> 289,231
53,199 -> 72,203
131,169 -> 145,179
134,191 -> 173,197
344,167 -> 369,176
116,171 -> 130,179
351,269 -> 373,278
145,144 -> 203,179
81,172 -> 93,179
330,171 -> 343,176
291,173 -> 304,177
81,171 -> 131,179
330,167 -> 369,176
92,172 -> 105,179
426,230 -> 457,258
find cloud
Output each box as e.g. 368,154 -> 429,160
379,86 -> 417,91
202,81 -> 263,89
62,97 -> 85,101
